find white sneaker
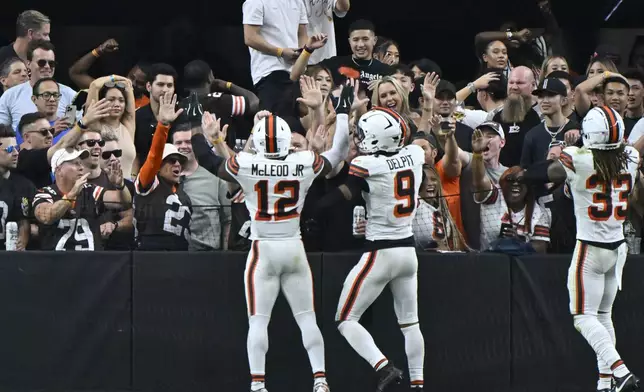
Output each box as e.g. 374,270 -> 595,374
313,382 -> 330,392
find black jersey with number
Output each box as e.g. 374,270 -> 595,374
0,172 -> 36,250
32,183 -> 105,251
134,175 -> 192,251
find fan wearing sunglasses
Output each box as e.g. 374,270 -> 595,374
77,130 -> 111,187
97,133 -> 135,250
15,100 -> 111,189
86,74 -> 136,179
0,40 -> 78,131
0,124 -> 36,251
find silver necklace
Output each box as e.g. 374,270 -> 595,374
543,119 -> 568,142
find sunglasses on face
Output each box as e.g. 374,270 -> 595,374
36,59 -> 57,68
36,92 -> 61,100
165,157 -> 182,165
2,145 -> 20,153
27,128 -> 55,137
104,81 -> 127,89
101,149 -> 122,159
79,139 -> 105,148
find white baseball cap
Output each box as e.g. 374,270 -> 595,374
50,148 -> 90,173
162,143 -> 188,164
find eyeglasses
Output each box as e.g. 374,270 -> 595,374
36,60 -> 57,68
1,145 -> 20,154
79,139 -> 105,148
36,92 -> 61,100
26,128 -> 55,137
101,149 -> 122,159
104,81 -> 127,89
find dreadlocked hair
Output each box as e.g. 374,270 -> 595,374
592,144 -> 634,185
421,164 -> 471,251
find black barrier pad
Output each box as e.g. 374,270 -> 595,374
0,251 -> 131,391
511,255 -> 644,392
321,252 -> 512,392
132,251 -> 324,392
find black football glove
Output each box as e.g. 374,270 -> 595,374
334,81 -> 355,115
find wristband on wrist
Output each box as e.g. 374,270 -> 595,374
78,119 -> 88,129
212,136 -> 225,145
506,31 -> 513,40
225,82 -> 232,90
113,221 -> 120,231
472,152 -> 483,159
62,195 -> 75,208
115,182 -> 125,190
303,45 -> 314,54
276,47 -> 284,57
467,82 -> 476,94
92,48 -> 100,58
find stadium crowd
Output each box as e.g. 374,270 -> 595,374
1,2 -> 644,254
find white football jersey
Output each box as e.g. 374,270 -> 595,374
478,186 -> 551,250
225,150 -> 324,240
412,200 -> 451,249
559,146 -> 639,243
349,144 -> 425,241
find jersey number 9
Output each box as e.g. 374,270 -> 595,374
394,170 -> 416,218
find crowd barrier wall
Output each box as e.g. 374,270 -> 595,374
0,252 -> 642,392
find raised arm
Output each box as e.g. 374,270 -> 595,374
471,130 -> 494,203
68,39 -> 120,89
47,99 -> 111,163
416,72 -> 439,134
319,80 -> 364,177
290,34 -> 328,82
137,93 -> 183,190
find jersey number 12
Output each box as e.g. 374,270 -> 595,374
254,180 -> 300,221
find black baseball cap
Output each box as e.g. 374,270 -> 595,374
436,80 -> 456,99
532,78 -> 567,97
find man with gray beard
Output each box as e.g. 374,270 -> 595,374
488,66 -> 541,166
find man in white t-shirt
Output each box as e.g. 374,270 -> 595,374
303,0 -> 350,64
243,0 -> 309,112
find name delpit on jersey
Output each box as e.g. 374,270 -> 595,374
251,163 -> 306,177
385,154 -> 415,171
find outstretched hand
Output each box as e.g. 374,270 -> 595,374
158,92 -> 183,125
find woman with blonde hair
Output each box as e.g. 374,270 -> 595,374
87,74 -> 136,179
539,55 -> 569,83
370,76 -> 416,142
413,164 -> 467,251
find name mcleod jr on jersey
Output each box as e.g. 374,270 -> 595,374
386,154 -> 415,171
251,163 -> 306,177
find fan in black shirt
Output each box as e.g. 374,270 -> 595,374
489,66 -> 541,167
0,125 -> 36,250
319,19 -> 393,92
32,148 -> 131,251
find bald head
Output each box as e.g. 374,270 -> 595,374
508,66 -> 536,98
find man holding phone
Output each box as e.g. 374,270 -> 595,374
432,80 -> 474,152
19,77 -> 73,146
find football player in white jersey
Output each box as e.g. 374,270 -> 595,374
315,107 -> 426,391
519,106 -> 641,392
191,81 -> 357,392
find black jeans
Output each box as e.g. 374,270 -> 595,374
254,70 -> 293,113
